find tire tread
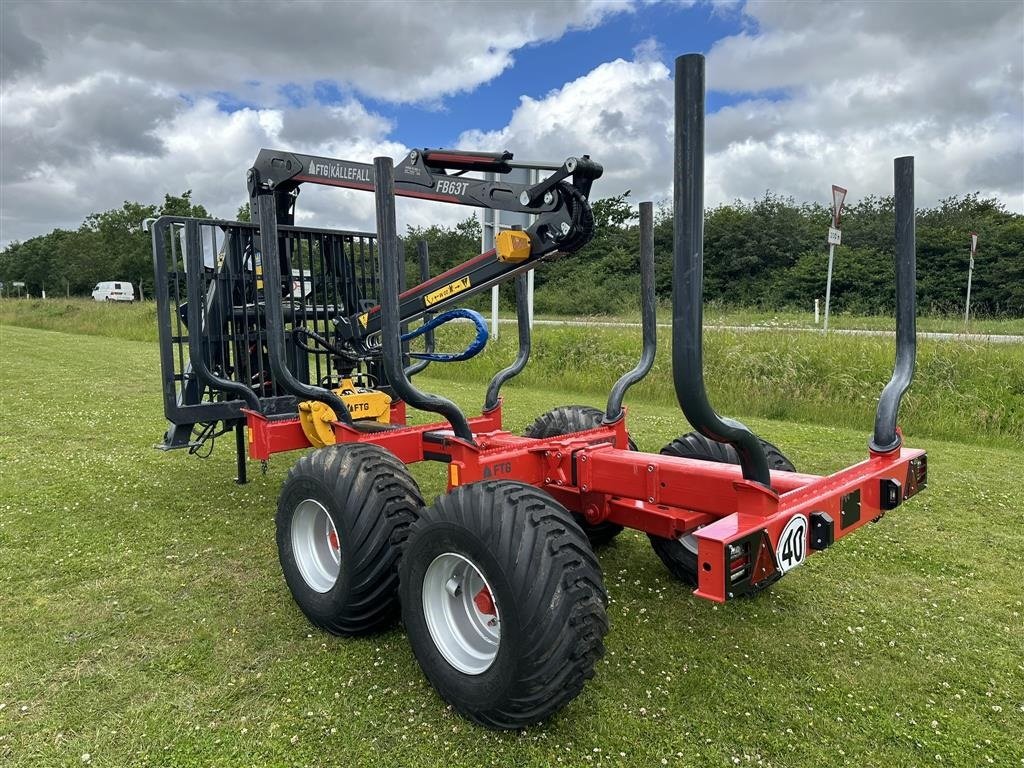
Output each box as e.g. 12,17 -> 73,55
401,481 -> 608,729
277,443 -> 422,635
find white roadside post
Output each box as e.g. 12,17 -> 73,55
823,184 -> 847,334
965,231 -> 978,329
814,298 -> 820,324
491,207 -> 501,340
527,168 -> 539,329
480,179 -> 500,340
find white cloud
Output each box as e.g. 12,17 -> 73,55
704,0 -> 1024,208
457,57 -> 675,204
0,94 -> 462,244
1,0 -> 631,102
0,0 -> 633,244
1,0 -> 1020,248
455,1 -> 1023,216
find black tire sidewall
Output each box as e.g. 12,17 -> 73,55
401,522 -> 523,716
277,473 -> 357,628
650,433 -> 796,586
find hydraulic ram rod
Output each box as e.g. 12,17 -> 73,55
346,246 -> 542,342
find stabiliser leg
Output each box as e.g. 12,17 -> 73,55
234,421 -> 247,485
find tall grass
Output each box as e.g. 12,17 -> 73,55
5,298 -> 1021,342
0,298 -> 159,343
2,297 -> 1020,446
421,322 -> 1024,448
536,302 -> 1024,335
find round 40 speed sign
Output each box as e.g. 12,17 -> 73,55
776,514 -> 809,573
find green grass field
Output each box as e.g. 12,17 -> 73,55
2,298 -> 1022,345
1,323 -> 1021,767
1,298 -> 1021,449
532,306 -> 1024,337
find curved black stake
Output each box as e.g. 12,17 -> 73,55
605,201 -> 656,423
252,188 -> 352,423
484,274 -> 531,411
672,54 -> 770,487
374,157 -> 474,442
405,240 -> 435,377
871,156 -> 917,453
183,220 -> 261,412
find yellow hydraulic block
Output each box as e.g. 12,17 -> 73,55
298,400 -> 339,449
298,379 -> 392,448
496,229 -> 532,263
336,378 -> 392,422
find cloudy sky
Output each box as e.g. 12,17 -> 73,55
1,0 -> 1021,246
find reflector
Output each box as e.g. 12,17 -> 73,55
831,185 -> 848,227
750,531 -> 778,587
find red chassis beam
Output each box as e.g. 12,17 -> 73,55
243,401 -> 504,465
243,404 -> 926,604
428,421 -> 927,604
686,444 -> 927,602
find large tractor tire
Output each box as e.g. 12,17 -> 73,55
522,405 -> 638,546
399,481 -> 608,729
649,432 -> 796,587
276,443 -> 423,635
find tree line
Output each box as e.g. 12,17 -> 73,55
408,192 -> 1022,316
1,190 -> 1020,315
0,192 -> 211,299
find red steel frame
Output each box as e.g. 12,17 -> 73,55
244,403 -> 927,604
242,56 -> 929,607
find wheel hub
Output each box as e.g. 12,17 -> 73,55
422,553 -> 500,675
678,523 -> 705,555
472,586 -> 496,615
292,499 -> 341,593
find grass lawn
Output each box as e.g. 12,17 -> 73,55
522,307 -> 1024,337
3,299 -> 1022,347
1,325 -> 1021,768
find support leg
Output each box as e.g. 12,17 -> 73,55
235,422 -> 248,485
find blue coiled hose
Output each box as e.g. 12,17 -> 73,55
400,308 -> 489,362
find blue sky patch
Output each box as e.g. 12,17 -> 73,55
267,3 -> 750,149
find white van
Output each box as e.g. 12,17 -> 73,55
92,281 -> 136,302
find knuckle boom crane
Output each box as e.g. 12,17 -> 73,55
152,143 -> 601,454
246,146 -> 601,346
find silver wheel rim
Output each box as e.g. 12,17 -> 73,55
679,525 -> 704,555
292,499 -> 340,593
422,553 -> 500,675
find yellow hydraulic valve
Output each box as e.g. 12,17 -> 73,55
496,229 -> 532,263
298,378 -> 392,448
